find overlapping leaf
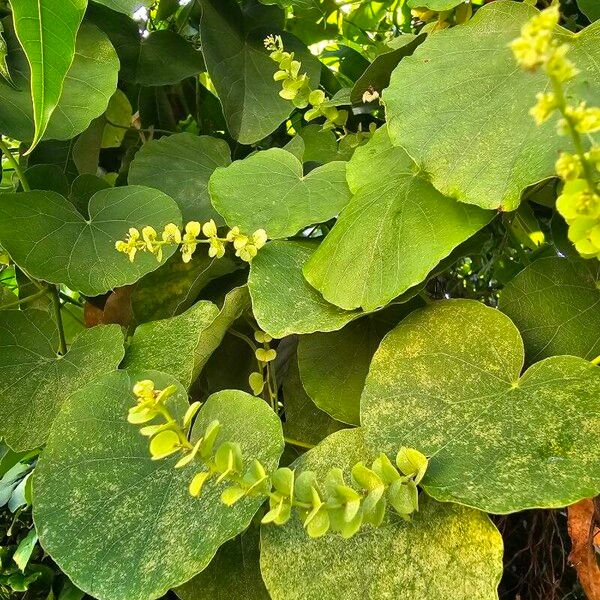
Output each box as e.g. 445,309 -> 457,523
361,300 -> 600,513
0,19 -> 118,143
384,1 -> 600,210
0,310 -> 124,450
0,186 -> 181,297
175,527 -> 269,600
303,127 -> 493,311
500,257 -> 600,363
199,0 -> 320,144
210,149 -> 351,239
248,240 -> 358,338
34,372 -> 284,600
298,303 -> 420,425
129,134 -> 231,223
9,0 -> 87,150
260,428 -> 503,600
124,286 -> 250,388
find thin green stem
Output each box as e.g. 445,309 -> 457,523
50,286 -> 67,355
228,328 -> 258,352
0,137 -> 29,191
1,286 -> 48,310
284,437 -> 315,450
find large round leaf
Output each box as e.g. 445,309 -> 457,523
34,372 -> 284,600
210,149 -> 350,239
361,300 -> 600,513
303,127 -> 492,311
0,186 -> 181,296
499,257 -> 600,363
260,428 -> 503,600
384,1 -> 600,211
0,19 -> 119,143
248,240 -> 358,338
129,133 -> 231,223
0,310 -> 124,451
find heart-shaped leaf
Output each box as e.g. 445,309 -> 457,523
199,0 -> 320,144
384,1 -> 600,210
248,240 -> 358,338
210,149 -> 351,239
260,428 -> 503,600
303,127 -> 493,311
0,186 -> 181,297
0,310 -> 124,451
129,133 -> 231,223
9,0 -> 87,150
0,19 -> 119,144
499,257 -> 600,363
34,371 -> 284,600
361,300 -> 600,513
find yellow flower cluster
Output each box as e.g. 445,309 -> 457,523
511,5 -> 600,259
264,35 -> 347,131
115,220 -> 268,264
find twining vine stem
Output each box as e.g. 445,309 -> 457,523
0,136 -> 30,191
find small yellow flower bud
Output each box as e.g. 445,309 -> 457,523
529,92 -> 557,125
226,226 -> 240,242
238,244 -> 258,262
208,238 -> 225,258
142,225 -> 157,251
233,234 -> 249,250
133,379 -> 155,398
202,219 -> 218,238
162,223 -> 182,244
555,152 -> 582,181
252,229 -> 268,249
185,221 -> 202,238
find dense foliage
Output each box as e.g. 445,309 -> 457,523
0,0 -> 598,599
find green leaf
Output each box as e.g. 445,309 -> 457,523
175,527 -> 269,600
129,133 -> 231,223
93,0 -> 153,14
131,251 -> 241,325
9,0 -> 87,151
361,300 -> 600,513
0,186 -> 181,297
102,90 -> 132,149
297,304 -> 420,425
282,356 -> 346,447
0,19 -> 118,144
199,0 -> 320,144
248,240 -> 358,338
350,34 -> 425,105
210,149 -> 351,239
260,428 -> 503,600
123,301 -> 220,388
34,372 -> 284,600
12,528 -> 38,572
384,1 -> 600,210
577,0 -> 600,22
0,310 -> 124,450
0,21 -> 13,86
499,257 -> 600,363
303,127 -> 492,311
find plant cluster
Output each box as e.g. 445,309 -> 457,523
0,1 -> 598,600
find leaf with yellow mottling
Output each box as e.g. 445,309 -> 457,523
361,300 -> 600,513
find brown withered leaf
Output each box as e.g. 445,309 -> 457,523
568,498 -> 600,600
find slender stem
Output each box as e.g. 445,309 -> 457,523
50,286 -> 67,355
0,137 -> 29,191
1,287 -> 48,310
284,437 -> 315,450
228,328 -> 258,351
105,118 -> 174,136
